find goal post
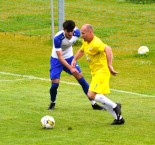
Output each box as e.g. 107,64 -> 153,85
50,0 -> 64,41
50,0 -> 65,40
58,0 -> 65,31
50,0 -> 55,40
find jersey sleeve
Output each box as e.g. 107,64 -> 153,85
68,28 -> 80,43
95,37 -> 107,52
98,43 -> 107,52
73,28 -> 80,37
54,37 -> 61,49
54,32 -> 65,49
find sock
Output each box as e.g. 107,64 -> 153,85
78,77 -> 89,95
78,77 -> 96,105
103,104 -> 122,120
50,82 -> 59,102
90,100 -> 96,105
94,94 -> 117,108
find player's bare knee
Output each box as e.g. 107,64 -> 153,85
87,91 -> 96,100
74,73 -> 83,80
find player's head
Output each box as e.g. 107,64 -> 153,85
80,24 -> 94,43
63,20 -> 75,39
63,20 -> 75,32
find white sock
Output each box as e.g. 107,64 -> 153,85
103,104 -> 122,120
90,100 -> 96,105
94,94 -> 117,108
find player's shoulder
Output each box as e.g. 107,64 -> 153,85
92,36 -> 107,50
94,36 -> 102,43
73,27 -> 80,37
94,36 -> 106,45
54,30 -> 65,41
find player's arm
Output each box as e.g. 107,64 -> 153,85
54,34 -> 79,74
56,50 -> 79,75
71,49 -> 84,68
104,46 -> 118,76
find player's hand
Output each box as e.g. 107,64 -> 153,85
71,59 -> 76,68
108,65 -> 118,76
70,67 -> 79,76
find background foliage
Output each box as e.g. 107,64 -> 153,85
126,0 -> 155,4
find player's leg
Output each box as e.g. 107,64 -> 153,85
48,79 -> 60,110
74,73 -> 105,110
65,56 -> 105,110
92,87 -> 122,121
102,103 -> 125,125
88,74 -> 125,124
48,57 -> 63,110
88,92 -> 124,124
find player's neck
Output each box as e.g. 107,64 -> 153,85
87,35 -> 94,43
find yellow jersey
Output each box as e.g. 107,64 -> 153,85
80,36 -> 110,75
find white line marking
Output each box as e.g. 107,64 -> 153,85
110,88 -> 154,97
0,78 -> 29,82
0,71 -> 154,97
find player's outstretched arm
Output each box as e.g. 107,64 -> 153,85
72,49 -> 84,68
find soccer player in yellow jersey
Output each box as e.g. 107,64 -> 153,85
72,24 -> 125,125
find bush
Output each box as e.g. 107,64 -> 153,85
126,0 -> 155,4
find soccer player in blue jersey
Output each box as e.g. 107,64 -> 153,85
48,20 -> 104,110
72,24 -> 125,125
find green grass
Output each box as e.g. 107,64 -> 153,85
0,0 -> 155,145
0,72 -> 155,145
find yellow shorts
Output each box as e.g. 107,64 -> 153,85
89,72 -> 110,94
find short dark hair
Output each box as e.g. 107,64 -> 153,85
63,20 -> 75,32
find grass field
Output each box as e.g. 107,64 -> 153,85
0,0 -> 155,145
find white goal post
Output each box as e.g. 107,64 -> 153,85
50,0 -> 64,40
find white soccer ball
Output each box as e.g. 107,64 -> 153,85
138,46 -> 149,54
41,115 -> 55,129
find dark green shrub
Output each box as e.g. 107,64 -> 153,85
125,0 -> 155,4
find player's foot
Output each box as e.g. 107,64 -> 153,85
92,103 -> 106,110
111,117 -> 125,125
113,103 -> 121,120
48,102 -> 55,110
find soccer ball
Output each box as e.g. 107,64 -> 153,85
138,46 -> 149,54
41,115 -> 55,129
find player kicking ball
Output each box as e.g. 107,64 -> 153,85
48,20 -> 105,111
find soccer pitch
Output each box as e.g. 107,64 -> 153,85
0,69 -> 155,145
0,0 -> 155,144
